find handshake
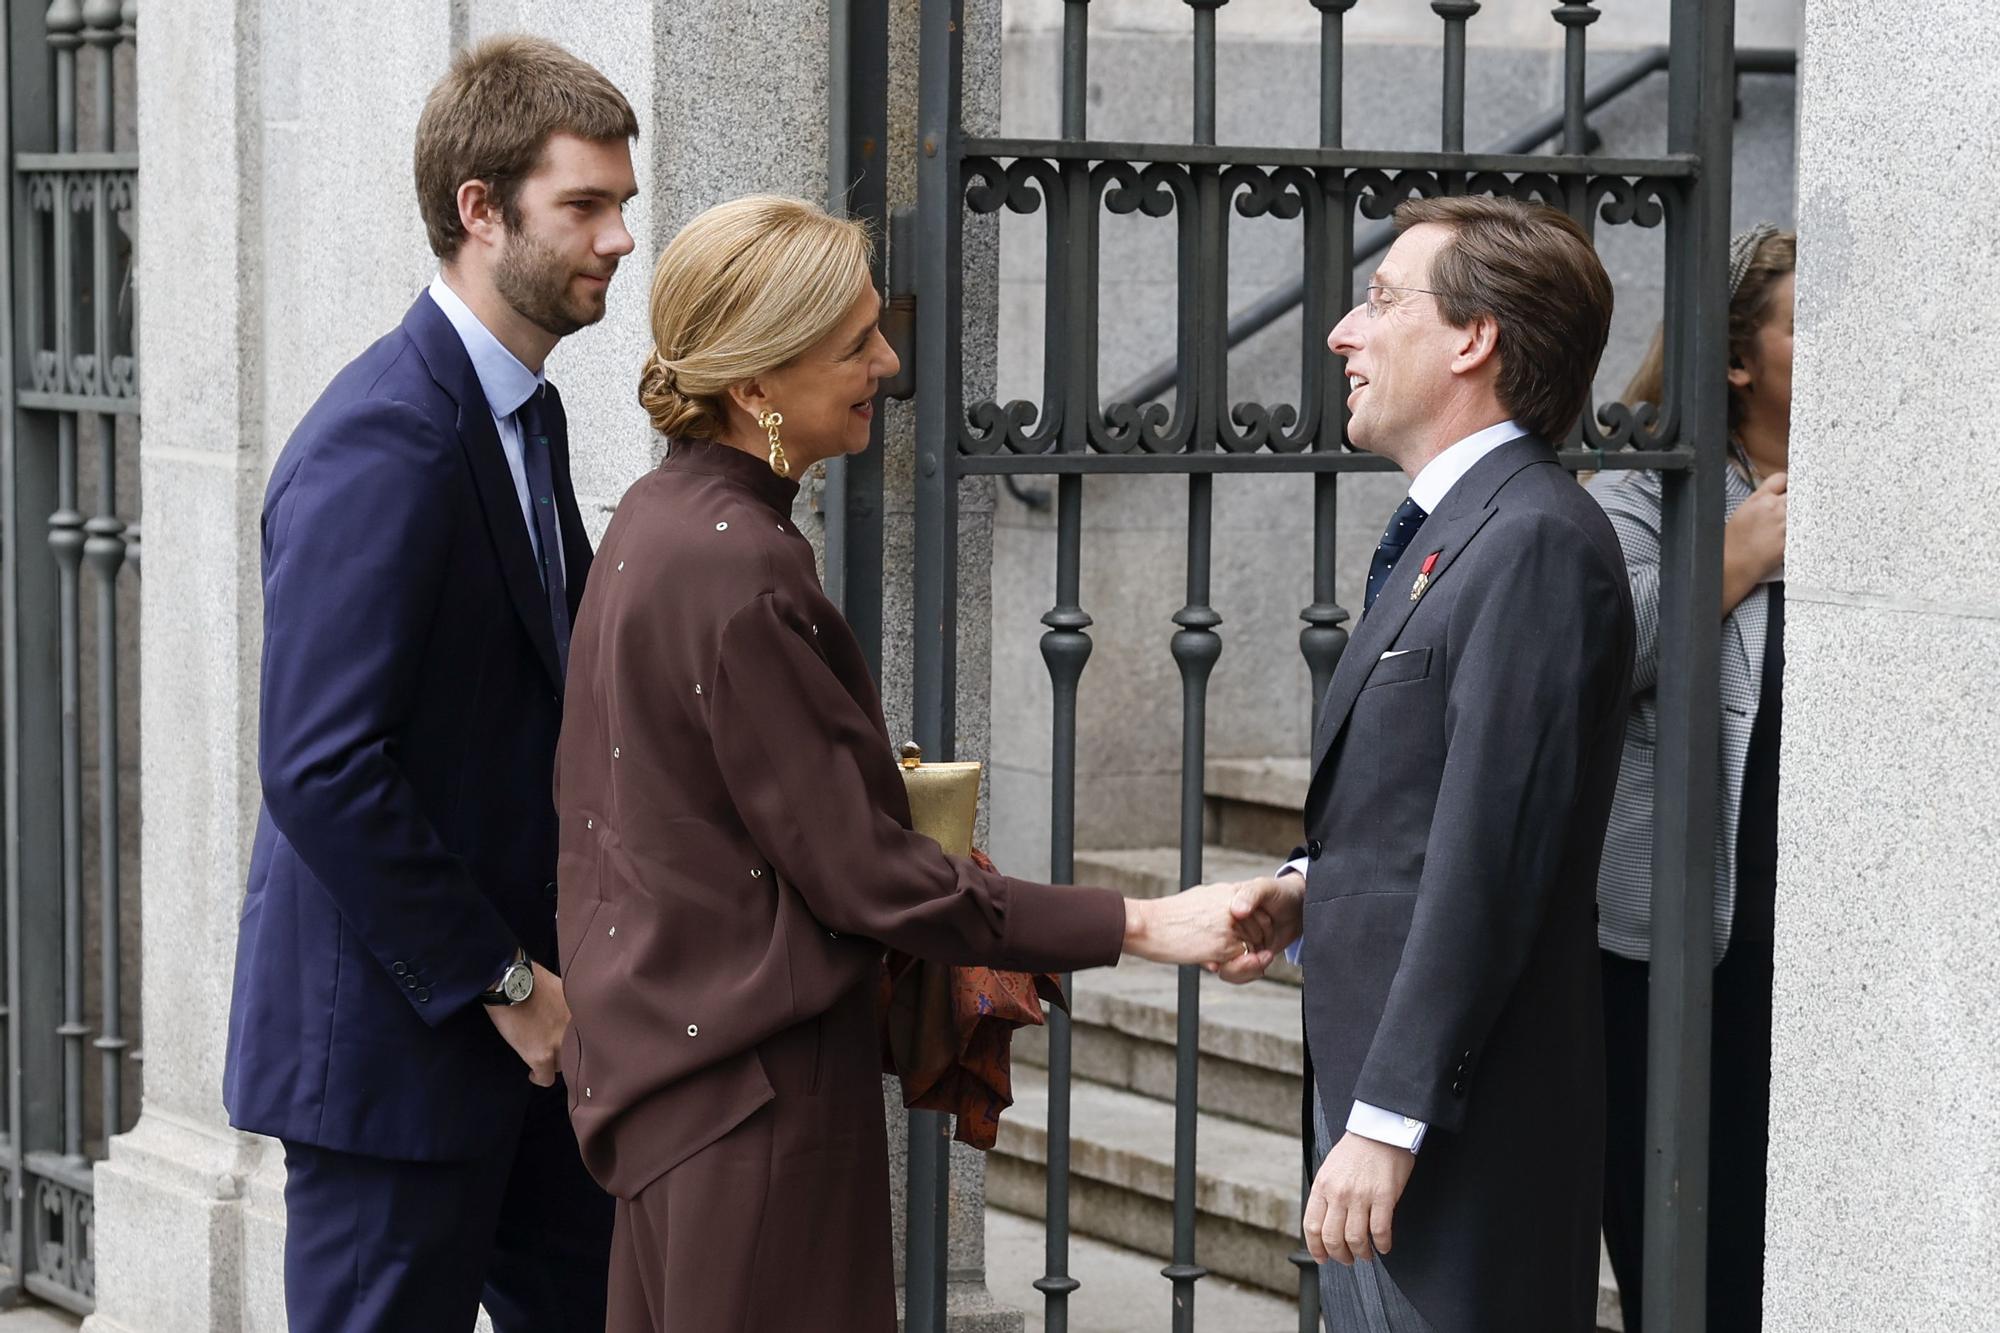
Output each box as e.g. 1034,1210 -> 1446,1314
1119,872 -> 1304,983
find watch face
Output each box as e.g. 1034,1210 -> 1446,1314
501,965 -> 535,1004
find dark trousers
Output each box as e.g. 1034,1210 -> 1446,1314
1311,1091 -> 1437,1333
1601,936 -> 1775,1333
282,1080 -> 613,1333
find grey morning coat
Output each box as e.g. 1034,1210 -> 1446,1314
1300,435 -> 1636,1333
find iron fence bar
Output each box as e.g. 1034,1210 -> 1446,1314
1166,475 -> 1218,1333
0,0 -> 16,1299
964,139 -> 1696,177
44,13 -> 95,1223
1035,3 -> 1093,1327
11,149 -> 128,170
1556,5 -> 1597,157
1643,1 -> 1731,1329
824,0 -> 887,678
954,448 -> 1687,475
1294,6 -> 1356,1324
906,0 -> 963,1326
1552,5 -> 1598,450
84,10 -> 123,1145
1434,2 -> 1476,154
15,391 -> 128,416
1167,6 -> 1224,1326
1035,474 -> 1088,1331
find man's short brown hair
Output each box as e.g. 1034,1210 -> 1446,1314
415,35 -> 639,260
1392,195 -> 1614,442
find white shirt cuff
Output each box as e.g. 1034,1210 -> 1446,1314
1347,1100 -> 1427,1154
1277,858 -> 1309,965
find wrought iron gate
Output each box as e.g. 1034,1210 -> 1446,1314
0,0 -> 140,1315
896,2 -> 1736,1331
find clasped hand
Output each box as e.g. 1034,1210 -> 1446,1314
1121,873 -> 1303,972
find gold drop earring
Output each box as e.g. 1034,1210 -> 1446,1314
758,409 -> 789,478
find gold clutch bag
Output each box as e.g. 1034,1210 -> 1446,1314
879,742 -> 1063,1150
895,741 -> 980,854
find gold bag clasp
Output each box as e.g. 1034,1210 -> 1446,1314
897,741 -> 980,857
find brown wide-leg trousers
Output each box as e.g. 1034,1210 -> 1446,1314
605,983 -> 896,1332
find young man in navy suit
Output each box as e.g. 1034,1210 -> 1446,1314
223,35 -> 638,1331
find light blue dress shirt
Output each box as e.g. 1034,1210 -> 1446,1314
427,276 -> 564,589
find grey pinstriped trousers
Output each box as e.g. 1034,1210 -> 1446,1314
1313,1092 -> 1439,1333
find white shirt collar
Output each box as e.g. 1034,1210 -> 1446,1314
1407,419 -> 1526,514
427,274 -> 544,420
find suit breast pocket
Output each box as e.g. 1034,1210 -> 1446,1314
1363,646 -> 1432,689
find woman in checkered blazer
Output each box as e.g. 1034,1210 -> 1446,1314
1587,225 -> 1796,1332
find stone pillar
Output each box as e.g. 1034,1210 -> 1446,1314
86,0 -> 273,1327
94,1 -> 1013,1327
1765,4 -> 2000,1327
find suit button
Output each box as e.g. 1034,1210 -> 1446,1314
1307,840 -> 1324,860
416,988 -> 431,1003
392,962 -> 408,976
546,882 -> 557,896
403,977 -> 418,990
1451,1080 -> 1465,1096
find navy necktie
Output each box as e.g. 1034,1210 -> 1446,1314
1364,496 -> 1429,614
517,390 -> 571,681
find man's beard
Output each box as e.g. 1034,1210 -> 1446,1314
493,224 -> 608,338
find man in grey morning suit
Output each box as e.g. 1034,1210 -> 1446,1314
1222,196 -> 1634,1331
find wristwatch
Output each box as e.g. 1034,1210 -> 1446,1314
478,947 -> 535,1006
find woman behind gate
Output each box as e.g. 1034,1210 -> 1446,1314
1590,224 -> 1796,1331
554,194 -> 1278,1331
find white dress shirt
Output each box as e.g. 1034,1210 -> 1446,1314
1283,418 -> 1526,1155
427,276 -> 564,589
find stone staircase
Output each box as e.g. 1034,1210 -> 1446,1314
992,758 -> 1626,1330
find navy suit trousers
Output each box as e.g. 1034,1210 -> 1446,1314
282,1080 -> 611,1333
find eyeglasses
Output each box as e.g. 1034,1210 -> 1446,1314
1363,284 -> 1441,319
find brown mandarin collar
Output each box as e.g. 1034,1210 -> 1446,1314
660,437 -> 800,516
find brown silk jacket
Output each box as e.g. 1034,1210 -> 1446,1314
554,439 -> 1126,1199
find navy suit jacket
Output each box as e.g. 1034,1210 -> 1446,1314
224,293 -> 592,1162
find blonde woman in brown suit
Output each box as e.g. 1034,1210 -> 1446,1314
554,195 -> 1284,1331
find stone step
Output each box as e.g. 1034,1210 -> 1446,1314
1071,845 -> 1301,986
990,1064 -> 1627,1326
991,1065 -> 1314,1296
986,1205 -> 1301,1331
1203,757 -> 1311,860
989,1206 -> 1627,1333
1013,958 -> 1303,1136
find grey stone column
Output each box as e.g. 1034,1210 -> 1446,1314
1765,3 -> 2000,1327
85,0 -> 269,1328
93,0 -> 1013,1327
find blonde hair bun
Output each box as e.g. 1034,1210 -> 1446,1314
638,195 -> 875,442
637,349 -> 708,439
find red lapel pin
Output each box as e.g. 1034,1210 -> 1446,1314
1409,550 -> 1441,601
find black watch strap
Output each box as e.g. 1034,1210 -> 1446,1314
478,947 -> 530,1006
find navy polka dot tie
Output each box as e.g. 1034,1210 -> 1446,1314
1364,496 -> 1429,614
517,389 -> 572,681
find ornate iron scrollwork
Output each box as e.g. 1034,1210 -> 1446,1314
1095,160 -> 1197,455
1218,164 -> 1312,453
961,155 -> 1067,454
1352,167 -> 1442,221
